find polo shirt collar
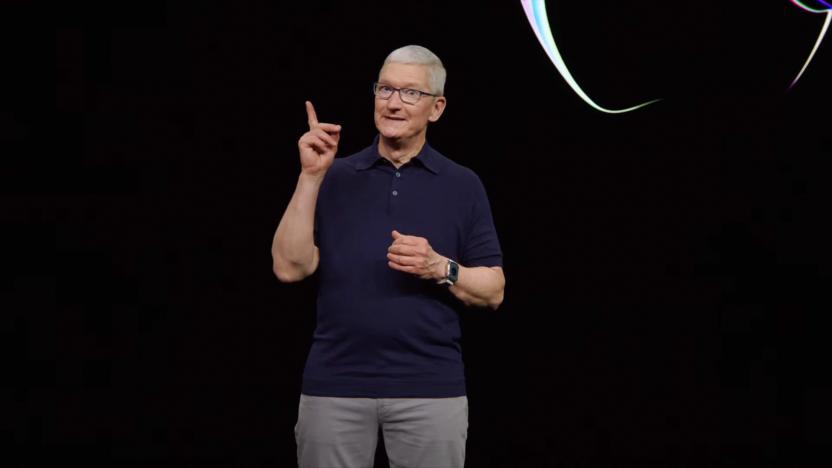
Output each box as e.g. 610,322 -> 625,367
355,135 -> 441,174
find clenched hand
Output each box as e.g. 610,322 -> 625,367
386,230 -> 446,281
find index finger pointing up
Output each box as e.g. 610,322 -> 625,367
305,101 -> 319,130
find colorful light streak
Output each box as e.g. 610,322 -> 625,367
789,1 -> 832,89
520,0 -> 660,113
521,1 -> 830,113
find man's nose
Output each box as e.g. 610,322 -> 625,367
386,91 -> 404,109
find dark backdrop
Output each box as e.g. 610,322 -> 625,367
8,1 -> 831,466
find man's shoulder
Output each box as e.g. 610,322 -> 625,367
429,146 -> 483,185
327,144 -> 375,175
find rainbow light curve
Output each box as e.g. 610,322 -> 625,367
788,1 -> 832,89
519,0 -> 661,114
521,1 -> 830,112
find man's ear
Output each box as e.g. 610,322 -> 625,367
428,96 -> 447,123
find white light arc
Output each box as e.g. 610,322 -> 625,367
520,0 -> 661,114
789,9 -> 832,89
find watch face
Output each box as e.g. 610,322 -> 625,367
448,261 -> 459,282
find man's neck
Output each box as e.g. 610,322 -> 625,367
378,133 -> 426,169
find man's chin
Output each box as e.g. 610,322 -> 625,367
378,128 -> 406,140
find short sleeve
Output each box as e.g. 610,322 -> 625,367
460,175 -> 503,268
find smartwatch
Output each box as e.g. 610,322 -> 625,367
438,259 -> 460,286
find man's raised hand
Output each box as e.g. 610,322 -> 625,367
297,101 -> 341,177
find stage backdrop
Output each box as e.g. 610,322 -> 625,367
9,0 -> 830,465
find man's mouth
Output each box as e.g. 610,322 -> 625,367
385,116 -> 406,121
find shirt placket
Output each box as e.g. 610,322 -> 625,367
388,166 -> 403,214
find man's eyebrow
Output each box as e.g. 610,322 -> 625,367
378,80 -> 425,89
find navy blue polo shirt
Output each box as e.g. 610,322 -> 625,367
301,135 -> 502,398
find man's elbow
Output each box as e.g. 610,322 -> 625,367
274,267 -> 299,283
272,261 -> 308,283
488,289 -> 504,311
488,270 -> 505,310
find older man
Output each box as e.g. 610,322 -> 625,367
272,44 -> 505,468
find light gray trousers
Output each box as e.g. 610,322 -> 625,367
294,393 -> 468,468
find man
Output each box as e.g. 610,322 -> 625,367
272,44 -> 505,468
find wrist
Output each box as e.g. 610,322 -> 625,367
298,172 -> 326,192
433,256 -> 448,281
436,257 -> 460,286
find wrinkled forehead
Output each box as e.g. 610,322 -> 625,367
378,62 -> 431,89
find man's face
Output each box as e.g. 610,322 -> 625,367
374,62 -> 446,140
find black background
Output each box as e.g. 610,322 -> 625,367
7,0 -> 832,466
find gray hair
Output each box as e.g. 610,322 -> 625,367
381,45 -> 446,96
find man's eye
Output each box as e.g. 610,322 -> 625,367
380,86 -> 393,93
403,89 -> 419,97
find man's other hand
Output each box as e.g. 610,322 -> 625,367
386,230 -> 446,281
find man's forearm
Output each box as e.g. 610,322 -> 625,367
383,232 -> 505,309
447,265 -> 505,310
272,173 -> 324,282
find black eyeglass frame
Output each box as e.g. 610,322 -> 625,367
371,82 -> 438,104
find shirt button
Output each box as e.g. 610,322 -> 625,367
392,190 -> 398,196
395,172 -> 401,178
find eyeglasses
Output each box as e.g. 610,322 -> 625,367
372,82 -> 437,104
